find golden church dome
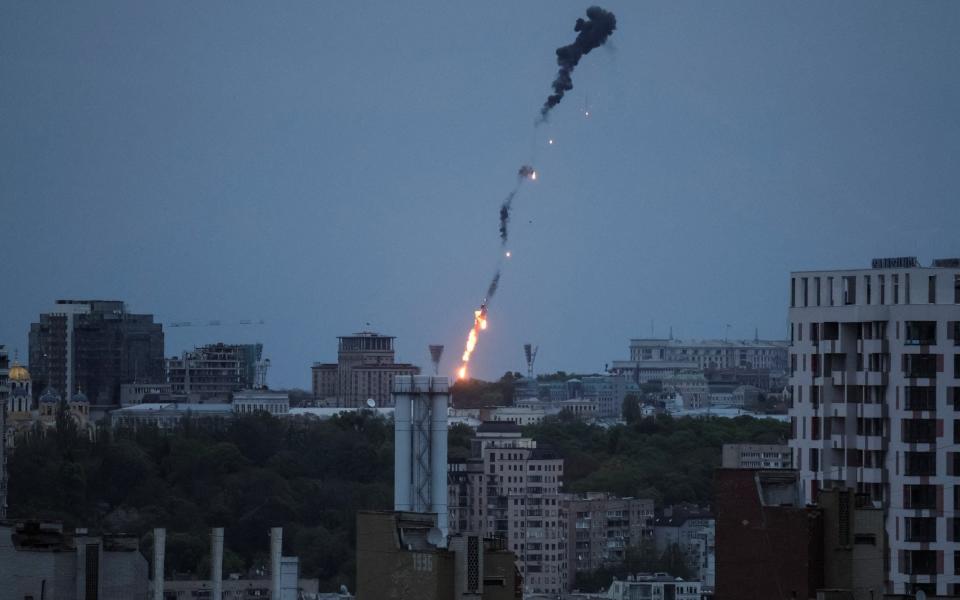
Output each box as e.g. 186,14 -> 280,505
8,362 -> 30,382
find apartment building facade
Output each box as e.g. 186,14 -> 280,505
447,422 -> 567,596
563,493 -> 654,587
721,443 -> 793,469
166,342 -> 263,401
787,257 -> 960,596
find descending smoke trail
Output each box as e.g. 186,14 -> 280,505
486,270 -> 501,300
499,165 -> 537,245
540,6 -> 617,121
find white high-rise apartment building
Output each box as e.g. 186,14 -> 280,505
788,257 -> 960,596
447,422 -> 567,595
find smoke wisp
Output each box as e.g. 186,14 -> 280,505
498,165 -> 537,245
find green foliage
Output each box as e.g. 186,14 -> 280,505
523,414 -> 788,505
7,412 -> 394,591
450,372 -> 519,408
621,394 -> 641,424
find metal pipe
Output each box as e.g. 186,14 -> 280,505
393,376 -> 413,511
152,528 -> 165,600
211,528 -> 224,600
430,377 -> 450,542
270,527 -> 282,600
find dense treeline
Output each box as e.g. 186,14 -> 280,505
8,403 -> 787,590
523,413 -> 789,505
8,406 -> 392,591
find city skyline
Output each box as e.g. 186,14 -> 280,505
3,1 -> 959,388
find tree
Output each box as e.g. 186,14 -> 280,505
621,394 -> 641,423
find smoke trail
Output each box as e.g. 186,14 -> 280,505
499,165 -> 537,245
540,6 -> 617,121
486,270 -> 501,300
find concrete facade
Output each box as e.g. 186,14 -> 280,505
355,511 -> 518,600
653,507 -> 716,590
563,493 -> 655,588
0,522 -> 148,600
312,332 -> 419,407
787,258 -> 960,596
166,342 -> 263,402
447,422 -> 567,596
28,299 -> 165,407
611,337 -> 788,385
604,574 -> 702,600
721,443 -> 793,469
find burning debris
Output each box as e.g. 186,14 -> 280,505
457,7 -> 617,380
540,6 -> 617,121
498,164 -> 537,245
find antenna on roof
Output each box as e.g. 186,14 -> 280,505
523,344 -> 539,379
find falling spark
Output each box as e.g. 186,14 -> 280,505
548,138 -> 554,145
584,110 -> 590,117
505,251 -> 512,258
531,170 -> 537,181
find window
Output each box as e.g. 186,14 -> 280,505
955,274 -> 960,304
879,274 -> 885,304
904,550 -> 937,575
854,533 -> 876,545
893,274 -> 900,304
904,355 -> 938,379
865,275 -> 872,304
905,321 -> 937,345
815,277 -> 821,306
929,275 -> 937,303
828,277 -> 834,306
803,277 -> 809,307
906,273 -> 911,303
906,517 -> 937,542
905,452 -> 937,476
903,419 -> 936,444
791,278 -> 796,307
904,484 -> 936,509
843,276 -> 856,305
904,386 -> 936,411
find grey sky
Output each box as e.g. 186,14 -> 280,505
2,1 -> 958,388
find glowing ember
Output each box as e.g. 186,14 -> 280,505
505,251 -> 512,258
530,170 -> 537,181
548,138 -> 554,145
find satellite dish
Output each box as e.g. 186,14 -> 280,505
426,527 -> 444,547
366,398 -> 376,408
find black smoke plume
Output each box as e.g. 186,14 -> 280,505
540,6 -> 617,121
485,270 -> 501,301
499,165 -> 536,245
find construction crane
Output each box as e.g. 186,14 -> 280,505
166,319 -> 266,328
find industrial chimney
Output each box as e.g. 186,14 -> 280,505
152,528 -> 166,600
270,527 -> 282,600
392,375 -> 450,541
211,528 -> 224,600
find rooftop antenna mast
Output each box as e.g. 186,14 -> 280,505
428,345 -> 444,376
523,343 -> 539,379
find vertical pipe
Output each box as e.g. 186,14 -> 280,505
430,377 -> 450,542
211,528 -> 224,600
152,528 -> 166,600
393,376 -> 412,511
270,527 -> 282,600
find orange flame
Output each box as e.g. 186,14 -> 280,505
458,308 -> 488,379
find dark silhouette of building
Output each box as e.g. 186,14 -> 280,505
356,511 -> 520,600
28,300 -> 164,407
715,469 -> 884,600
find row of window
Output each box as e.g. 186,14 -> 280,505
791,273 -> 960,308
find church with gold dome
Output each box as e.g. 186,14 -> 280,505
2,357 -> 94,445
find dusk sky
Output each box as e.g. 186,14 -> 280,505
3,1 -> 958,388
